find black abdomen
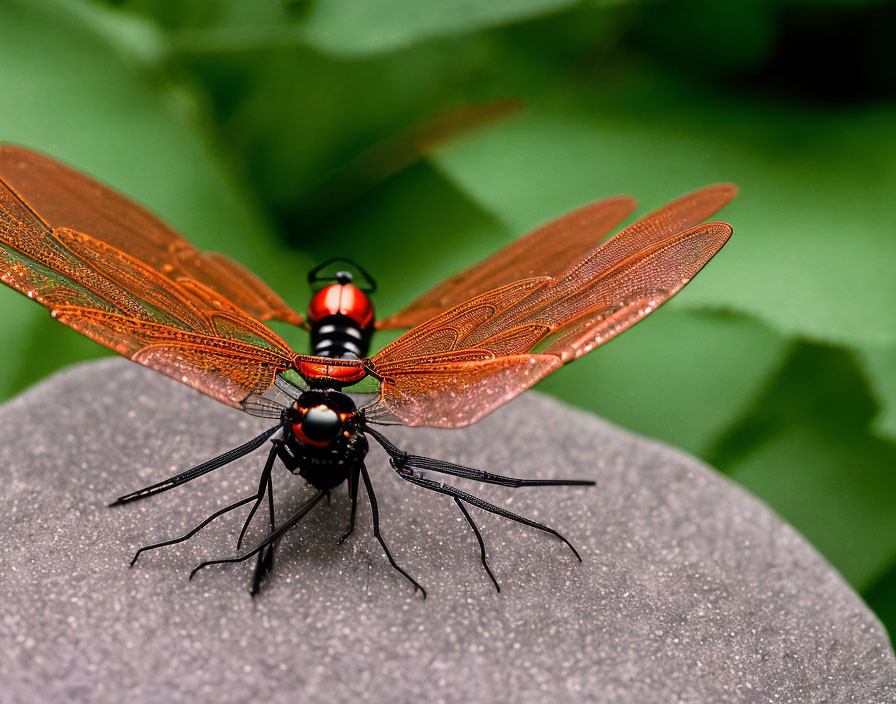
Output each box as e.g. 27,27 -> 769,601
284,431 -> 368,491
310,314 -> 371,359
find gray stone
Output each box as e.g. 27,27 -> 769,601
1,358 -> 894,704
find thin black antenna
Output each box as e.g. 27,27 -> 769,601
307,258 -> 377,293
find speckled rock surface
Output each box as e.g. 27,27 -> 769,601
1,359 -> 894,704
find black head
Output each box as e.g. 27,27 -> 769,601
307,257 -> 377,293
289,391 -> 357,447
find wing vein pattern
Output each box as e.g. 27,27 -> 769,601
0,144 -> 737,429
0,150 -> 298,408
366,184 -> 736,427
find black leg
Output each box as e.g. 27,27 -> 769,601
110,425 -> 282,506
251,470 -> 278,596
266,471 -> 276,530
397,470 -> 583,561
237,442 -> 281,550
365,425 -> 594,489
454,498 -> 500,593
338,465 -> 361,544
251,547 -> 275,597
359,463 -> 426,598
129,494 -> 258,566
190,491 -> 326,583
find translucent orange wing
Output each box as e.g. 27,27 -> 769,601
0,144 -> 303,326
0,166 -> 297,409
366,354 -> 562,427
367,185 -> 737,427
376,194 -> 637,329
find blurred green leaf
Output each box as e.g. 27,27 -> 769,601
431,78 -> 896,352
721,344 -> 896,591
0,0 -> 310,397
731,420 -> 896,591
296,0 -> 582,56
632,0 -> 776,76
49,0 -> 168,70
858,345 -> 896,441
184,42 -> 504,219
539,309 -> 788,456
707,341 -> 877,469
116,0 -> 591,58
162,3 -> 632,230
142,0 -> 585,56
0,296 -> 54,396
865,561 -> 896,643
175,26 -> 581,225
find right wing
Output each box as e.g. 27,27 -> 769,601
376,194 -> 637,329
366,184 -> 738,427
377,183 -> 738,331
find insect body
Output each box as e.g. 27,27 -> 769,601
306,263 -> 376,360
0,144 -> 737,596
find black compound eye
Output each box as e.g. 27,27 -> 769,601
301,405 -> 343,442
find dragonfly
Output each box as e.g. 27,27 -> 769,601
0,144 -> 736,596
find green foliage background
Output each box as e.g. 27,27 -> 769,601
1,0 -> 894,637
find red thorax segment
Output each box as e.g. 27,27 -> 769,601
308,283 -> 375,329
293,355 -> 368,387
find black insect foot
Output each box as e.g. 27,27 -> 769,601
564,539 -> 583,562
251,546 -> 274,597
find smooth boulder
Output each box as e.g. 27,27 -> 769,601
1,359 -> 894,703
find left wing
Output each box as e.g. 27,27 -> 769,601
0,145 -> 303,326
0,170 -> 297,408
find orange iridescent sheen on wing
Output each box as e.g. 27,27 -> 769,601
0,146 -> 299,408
0,144 -> 303,326
377,194 -> 637,330
0,144 -> 737,430
365,184 -> 737,427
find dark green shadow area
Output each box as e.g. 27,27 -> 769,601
710,344 -> 896,641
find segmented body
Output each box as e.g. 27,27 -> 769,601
307,280 -> 374,360
282,276 -> 377,492
279,422 -> 368,492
